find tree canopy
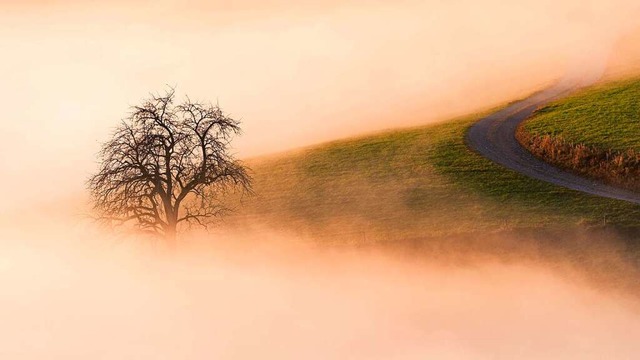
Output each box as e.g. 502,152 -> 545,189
88,88 -> 251,245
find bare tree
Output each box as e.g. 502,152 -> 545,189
88,88 -> 251,246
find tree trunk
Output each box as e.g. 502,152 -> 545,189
163,199 -> 178,250
165,222 -> 178,251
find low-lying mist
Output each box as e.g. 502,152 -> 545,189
1,215 -> 640,359
2,1 -> 640,358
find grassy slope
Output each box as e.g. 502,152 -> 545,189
229,111 -> 640,244
523,78 -> 640,152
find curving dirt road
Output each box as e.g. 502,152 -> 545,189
465,83 -> 640,205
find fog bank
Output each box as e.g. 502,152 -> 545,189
2,2 -> 640,357
1,223 -> 639,359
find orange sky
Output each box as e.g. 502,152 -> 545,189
1,0 -> 640,209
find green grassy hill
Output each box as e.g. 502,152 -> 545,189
523,78 -> 640,152
228,107 -> 640,245
519,78 -> 640,192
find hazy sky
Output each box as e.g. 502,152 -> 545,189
1,0 -> 640,209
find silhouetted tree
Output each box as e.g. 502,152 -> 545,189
88,88 -> 251,246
